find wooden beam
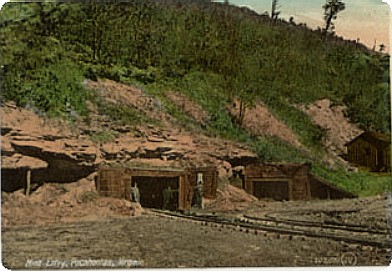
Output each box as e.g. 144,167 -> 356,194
288,179 -> 292,201
128,170 -> 185,178
249,178 -> 292,182
306,175 -> 312,200
178,175 -> 185,210
26,170 -> 31,196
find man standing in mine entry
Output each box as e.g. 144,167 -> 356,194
193,173 -> 204,209
130,182 -> 140,203
162,185 -> 178,210
162,186 -> 171,210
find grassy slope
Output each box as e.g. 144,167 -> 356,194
0,1 -> 390,196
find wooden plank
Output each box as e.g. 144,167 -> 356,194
26,170 -> 31,196
249,178 -> 292,182
306,175 -> 312,200
129,170 -> 185,178
183,175 -> 192,210
178,175 -> 185,210
96,171 -> 101,193
125,176 -> 131,201
244,179 -> 253,195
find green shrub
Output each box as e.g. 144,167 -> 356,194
312,165 -> 392,197
89,130 -> 117,143
1,36 -> 87,119
80,191 -> 99,203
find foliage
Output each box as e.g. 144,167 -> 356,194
312,165 -> 392,197
89,130 -> 117,143
251,136 -> 307,162
322,0 -> 345,36
88,91 -> 158,127
1,1 -> 388,131
1,28 -> 87,118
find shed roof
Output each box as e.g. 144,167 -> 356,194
345,131 -> 390,149
245,163 -> 310,178
309,174 -> 356,198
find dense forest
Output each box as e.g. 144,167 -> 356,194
0,1 -> 390,173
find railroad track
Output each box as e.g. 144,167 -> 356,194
243,215 -> 387,235
150,209 -> 392,249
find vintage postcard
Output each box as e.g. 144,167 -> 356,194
1,0 -> 391,268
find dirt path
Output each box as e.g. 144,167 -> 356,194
3,215 -> 390,268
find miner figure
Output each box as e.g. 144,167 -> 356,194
131,182 -> 140,203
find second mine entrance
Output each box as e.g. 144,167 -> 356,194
253,181 -> 289,201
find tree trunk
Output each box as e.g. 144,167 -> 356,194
323,13 -> 333,37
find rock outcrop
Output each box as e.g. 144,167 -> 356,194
1,101 -> 258,192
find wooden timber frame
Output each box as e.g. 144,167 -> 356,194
97,165 -> 218,211
244,163 -> 355,201
187,166 -> 218,199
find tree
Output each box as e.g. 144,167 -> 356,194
322,0 -> 345,37
271,0 -> 280,22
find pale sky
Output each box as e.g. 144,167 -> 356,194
229,0 -> 390,51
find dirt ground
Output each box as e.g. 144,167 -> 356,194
2,181 -> 392,268
2,214 -> 391,268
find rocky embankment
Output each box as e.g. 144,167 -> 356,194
1,96 -> 257,192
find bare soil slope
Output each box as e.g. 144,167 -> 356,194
228,99 -> 303,148
300,99 -> 362,158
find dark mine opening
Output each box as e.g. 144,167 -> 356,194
1,169 -> 28,192
253,181 -> 289,201
2,162 -> 95,193
132,176 -> 179,210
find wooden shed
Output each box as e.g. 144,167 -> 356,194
345,131 -> 390,172
244,163 -> 355,201
97,165 -> 218,211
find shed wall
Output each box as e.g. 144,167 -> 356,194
347,138 -> 379,170
98,167 -> 130,199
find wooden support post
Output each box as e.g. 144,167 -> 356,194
128,176 -> 132,201
26,169 -> 31,196
178,175 -> 184,211
96,171 -> 101,195
288,180 -> 293,201
306,177 -> 312,200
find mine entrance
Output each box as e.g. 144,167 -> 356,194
132,176 -> 179,210
253,181 -> 289,201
